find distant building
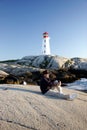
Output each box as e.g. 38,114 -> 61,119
42,32 -> 51,55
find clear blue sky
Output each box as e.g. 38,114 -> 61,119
0,0 -> 87,60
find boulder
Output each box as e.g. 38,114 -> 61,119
17,55 -> 68,69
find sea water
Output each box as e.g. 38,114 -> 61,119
67,78 -> 87,91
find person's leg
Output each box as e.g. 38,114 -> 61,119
58,93 -> 77,100
53,80 -> 63,94
53,80 -> 77,100
56,81 -> 63,94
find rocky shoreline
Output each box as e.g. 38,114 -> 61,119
0,55 -> 87,85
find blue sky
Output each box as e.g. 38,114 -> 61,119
0,0 -> 87,60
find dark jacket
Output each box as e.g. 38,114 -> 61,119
40,77 -> 53,94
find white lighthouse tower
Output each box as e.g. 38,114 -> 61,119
42,32 -> 51,55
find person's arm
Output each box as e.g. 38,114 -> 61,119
44,78 -> 53,88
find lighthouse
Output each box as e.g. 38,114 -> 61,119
42,32 -> 51,55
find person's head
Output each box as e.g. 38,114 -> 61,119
42,70 -> 49,78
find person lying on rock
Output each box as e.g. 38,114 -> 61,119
40,70 -> 77,100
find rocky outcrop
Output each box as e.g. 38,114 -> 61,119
0,70 -> 9,83
17,55 -> 68,69
0,84 -> 87,130
63,57 -> 87,70
0,55 -> 87,84
1,56 -> 87,72
0,70 -> 9,77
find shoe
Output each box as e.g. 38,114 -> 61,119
68,93 -> 77,101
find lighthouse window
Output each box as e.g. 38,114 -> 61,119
44,45 -> 46,48
44,51 -> 46,53
44,40 -> 46,43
